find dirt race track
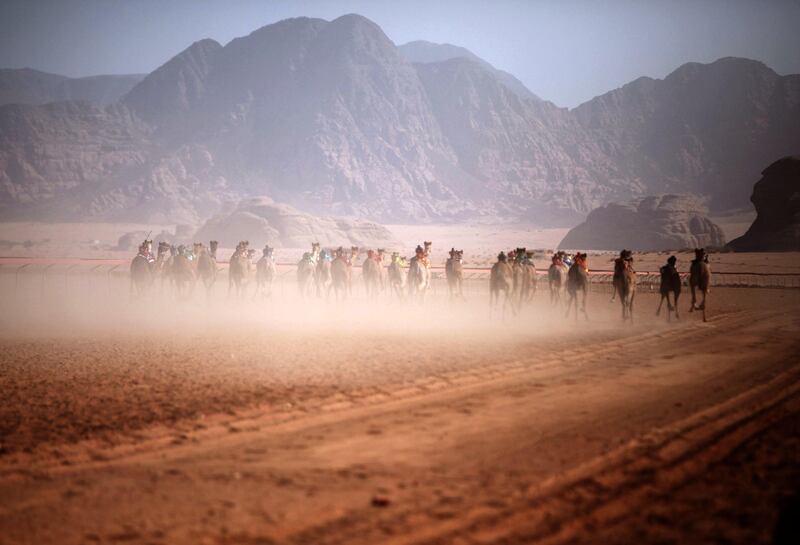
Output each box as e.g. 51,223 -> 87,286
1,274 -> 800,544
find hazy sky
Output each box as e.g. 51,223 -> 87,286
1,0 -> 798,107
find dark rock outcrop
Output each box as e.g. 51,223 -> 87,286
729,157 -> 800,251
559,194 -> 726,251
193,197 -> 399,249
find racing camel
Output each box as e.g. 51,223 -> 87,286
613,250 -> 637,322
255,245 -> 277,299
566,253 -> 589,321
489,251 -> 515,319
445,248 -> 465,300
407,245 -> 430,303
548,252 -> 568,305
656,255 -> 681,321
689,248 -> 711,322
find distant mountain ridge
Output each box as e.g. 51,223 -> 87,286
0,14 -> 797,226
397,40 -> 542,102
0,68 -> 144,106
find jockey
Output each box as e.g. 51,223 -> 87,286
138,240 -> 155,263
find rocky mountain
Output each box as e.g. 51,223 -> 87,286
573,57 -> 800,212
194,196 -> 398,249
729,157 -> 800,251
558,194 -> 726,251
0,14 -> 797,227
398,40 -> 541,102
0,68 -> 144,106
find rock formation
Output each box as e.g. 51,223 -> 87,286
559,194 -> 726,251
728,157 -> 800,251
0,15 -> 797,225
193,197 -> 399,249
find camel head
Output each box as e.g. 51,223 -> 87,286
367,249 -> 375,259
157,241 -> 170,257
311,242 -> 320,255
497,251 -> 507,263
667,255 -> 677,266
193,242 -> 204,256
456,250 -> 464,261
694,248 -> 707,262
415,245 -> 424,258
376,248 -> 385,261
424,241 -> 432,255
350,246 -> 359,258
515,248 -> 527,262
263,245 -> 273,258
247,249 -> 257,260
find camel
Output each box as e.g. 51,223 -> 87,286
490,251 -> 515,319
153,241 -> 172,292
656,255 -> 681,321
228,241 -> 252,298
129,239 -> 155,299
330,247 -> 351,302
315,249 -> 332,298
194,242 -> 217,298
511,248 -> 534,310
172,245 -> 196,299
296,251 -> 316,298
445,248 -> 464,300
613,250 -> 636,322
407,246 -> 430,303
525,250 -> 538,301
346,246 -> 359,296
362,249 -> 383,299
387,252 -> 406,299
548,252 -> 568,305
689,248 -> 711,322
566,253 -> 589,321
255,245 -> 277,299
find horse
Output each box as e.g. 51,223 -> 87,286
445,248 -> 464,300
656,256 -> 681,321
566,253 -> 589,321
689,248 -> 711,322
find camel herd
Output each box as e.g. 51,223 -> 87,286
129,239 -> 712,322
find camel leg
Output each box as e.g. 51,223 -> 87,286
701,290 -> 708,322
689,285 -> 697,312
656,294 -> 664,316
629,292 -> 635,324
674,293 -> 680,320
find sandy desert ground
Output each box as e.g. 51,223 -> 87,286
1,248 -> 799,545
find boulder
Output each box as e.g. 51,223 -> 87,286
559,194 -> 726,251
193,197 -> 399,249
728,157 -> 800,252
